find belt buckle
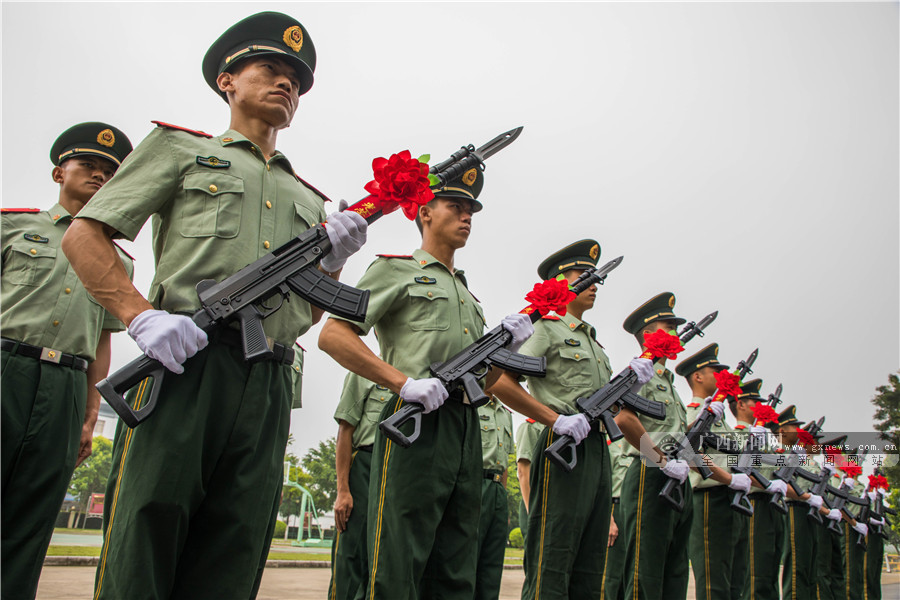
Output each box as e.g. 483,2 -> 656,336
493,473 -> 501,483
40,347 -> 62,364
460,391 -> 471,406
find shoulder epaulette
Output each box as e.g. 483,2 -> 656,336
686,402 -> 700,408
1,208 -> 40,214
293,173 -> 332,203
151,120 -> 212,138
525,418 -> 536,424
734,424 -> 746,430
376,254 -> 414,259
112,242 -> 135,261
295,343 -> 306,352
502,405 -> 511,413
541,314 -> 561,321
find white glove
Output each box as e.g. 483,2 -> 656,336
728,473 -> 752,493
661,459 -> 690,483
843,477 -> 856,488
869,517 -> 885,526
766,479 -> 788,496
127,309 -> 208,374
703,396 -> 726,422
806,494 -> 824,509
826,509 -> 842,522
320,200 -> 367,273
400,377 -> 448,414
867,491 -> 879,501
823,462 -> 836,474
552,413 -> 591,445
501,313 -> 534,352
877,488 -> 887,499
629,357 -> 654,384
852,522 -> 868,537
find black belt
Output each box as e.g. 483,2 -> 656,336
357,444 -> 373,453
484,470 -> 503,482
1,338 -> 89,372
787,499 -> 808,507
213,329 -> 294,365
694,485 -> 728,495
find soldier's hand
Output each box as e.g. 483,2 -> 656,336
552,413 -> 591,444
826,509 -> 842,522
501,313 -> 534,351
805,493 -> 824,509
334,490 -> 354,532
629,357 -> 654,384
320,200 -> 367,273
852,521 -> 868,537
127,309 -> 208,374
661,459 -> 690,483
766,479 -> 788,496
75,423 -> 93,468
728,473 -> 752,494
608,514 -> 619,548
843,477 -> 857,487
400,377 -> 448,414
702,396 -> 726,422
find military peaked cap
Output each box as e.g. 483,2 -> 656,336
675,343 -> 729,378
537,239 -> 601,280
623,292 -> 686,335
736,378 -> 764,401
50,122 -> 132,167
432,165 -> 484,212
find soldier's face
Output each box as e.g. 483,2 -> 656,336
696,366 -> 722,396
564,269 -> 596,313
421,197 -> 474,248
779,425 -> 799,446
53,155 -> 116,204
220,56 -> 302,129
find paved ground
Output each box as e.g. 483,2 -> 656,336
34,565 -> 900,599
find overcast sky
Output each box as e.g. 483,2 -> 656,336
2,2 -> 898,463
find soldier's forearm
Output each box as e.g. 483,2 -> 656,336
487,372 -> 558,427
318,319 -> 408,393
517,461 -> 531,508
615,409 -> 664,463
335,421 -> 355,494
62,218 -> 152,326
84,331 -> 112,426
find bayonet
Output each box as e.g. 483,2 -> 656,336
767,384 -> 783,409
677,311 -> 718,345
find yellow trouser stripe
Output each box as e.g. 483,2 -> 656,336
369,397 -> 402,600
600,504 -> 613,598
789,507 -> 797,600
863,535 -> 868,600
749,499 -> 756,600
535,430 -> 554,600
94,377 -> 149,599
633,462 -> 646,600
704,492 -> 711,599
845,522 -> 850,599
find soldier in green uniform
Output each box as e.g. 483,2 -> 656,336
613,293 -> 751,600
604,438 -> 632,600
515,418 -> 545,548
1,122 -> 133,600
329,372 -> 393,600
475,396 -> 514,600
862,475 -> 889,600
491,239 -> 656,600
319,167 -> 559,599
838,465 -> 868,600
61,13 -> 368,598
814,435 -> 848,600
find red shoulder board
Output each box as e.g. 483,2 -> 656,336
151,120 -> 212,138
502,405 -> 511,413
541,314 -> 561,321
686,402 -> 700,408
293,173 -> 332,203
112,242 -> 135,261
1,208 -> 40,213
295,343 -> 306,352
607,439 -> 613,445
525,418 -> 536,424
775,448 -> 784,454
734,425 -> 746,430
376,254 -> 413,259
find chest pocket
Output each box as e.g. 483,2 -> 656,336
292,202 -> 321,238
407,285 -> 450,331
4,243 -> 57,287
556,346 -> 594,388
364,388 -> 394,423
181,172 -> 244,238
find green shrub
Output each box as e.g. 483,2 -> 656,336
509,527 -> 524,549
273,520 -> 287,539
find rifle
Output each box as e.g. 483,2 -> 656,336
772,457 -> 829,524
871,494 -> 896,540
100,127 -> 523,428
824,480 -> 869,545
543,311 -> 718,472
379,257 -> 624,448
659,349 -> 758,512
766,384 -> 783,410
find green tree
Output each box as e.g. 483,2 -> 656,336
301,437 -> 337,515
871,372 -> 900,543
506,453 -> 522,533
68,436 -> 113,511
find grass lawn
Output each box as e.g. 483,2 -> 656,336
52,528 -> 102,535
47,546 -> 102,557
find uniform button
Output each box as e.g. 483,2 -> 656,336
263,241 -> 270,249
569,323 -> 576,329
266,201 -> 272,209
460,298 -> 465,304
250,146 -> 257,152
209,184 -> 218,193
30,249 -> 37,255
420,260 -> 427,265
575,353 -> 580,359
598,359 -> 602,363
464,328 -> 469,334
293,365 -> 300,373
427,292 -> 433,298
65,288 -> 72,294
665,399 -> 670,405
52,320 -> 60,326
656,369 -> 664,375
266,164 -> 271,171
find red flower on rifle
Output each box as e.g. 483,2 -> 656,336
838,460 -> 862,479
713,370 -> 743,400
752,404 -> 779,426
642,329 -> 685,360
364,150 -> 434,220
796,429 -> 816,449
524,278 -> 575,316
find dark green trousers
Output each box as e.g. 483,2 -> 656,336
1,350 -> 86,600
475,476 -> 508,600
689,486 -> 749,600
519,498 -> 529,546
93,341 -> 292,600
329,448 -> 373,600
621,458 -> 692,600
746,494 -> 784,600
603,500 -> 625,600
782,501 -> 819,600
816,523 -> 846,600
865,532 -> 883,600
366,398 -> 481,600
732,509 -> 750,600
845,522 -> 866,600
523,427 -> 611,600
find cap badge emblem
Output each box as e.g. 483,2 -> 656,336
97,129 -> 115,147
668,296 -> 675,308
462,168 -> 478,186
589,244 -> 599,260
283,26 -> 304,52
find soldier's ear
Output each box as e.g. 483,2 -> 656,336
217,71 -> 236,95
52,165 -> 65,185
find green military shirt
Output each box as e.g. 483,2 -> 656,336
686,396 -> 738,490
622,361 -> 687,459
515,419 -> 545,464
76,125 -> 327,346
1,203 -> 132,360
478,398 -> 513,472
332,371 -> 394,449
608,438 -> 634,497
518,313 -> 612,416
333,248 -> 485,380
